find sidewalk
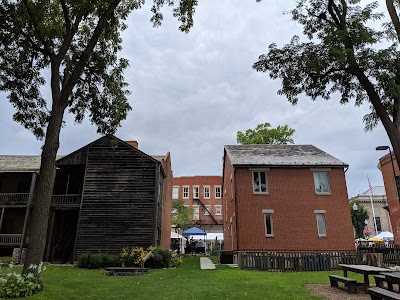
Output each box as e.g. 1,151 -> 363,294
200,257 -> 216,270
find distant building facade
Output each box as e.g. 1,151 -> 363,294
222,144 -> 355,262
172,176 -> 223,233
349,186 -> 392,235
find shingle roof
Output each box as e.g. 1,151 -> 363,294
224,144 -> 348,167
0,155 -> 42,172
360,186 -> 386,196
0,155 -> 64,172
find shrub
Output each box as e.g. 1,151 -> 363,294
119,247 -> 147,267
148,247 -> 172,269
0,262 -> 44,298
77,253 -> 119,269
0,257 -> 13,265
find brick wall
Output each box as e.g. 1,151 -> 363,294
223,156 -> 354,252
379,152 -> 400,243
172,176 -> 223,225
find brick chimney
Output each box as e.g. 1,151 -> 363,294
125,140 -> 138,149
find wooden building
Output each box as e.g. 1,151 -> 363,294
0,135 -> 172,263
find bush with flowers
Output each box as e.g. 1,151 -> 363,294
363,228 -> 373,239
0,262 -> 45,298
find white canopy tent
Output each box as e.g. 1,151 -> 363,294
171,232 -> 187,254
373,231 -> 394,240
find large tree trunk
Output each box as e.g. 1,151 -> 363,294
22,104 -> 65,278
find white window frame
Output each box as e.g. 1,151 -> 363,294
204,205 -> 211,215
315,210 -> 327,237
183,186 -> 189,199
172,186 -> 179,199
215,205 -> 222,215
252,169 -> 269,194
215,186 -> 222,199
262,209 -> 274,237
193,186 -> 199,199
312,169 -> 331,195
193,205 -> 200,219
204,186 -> 210,199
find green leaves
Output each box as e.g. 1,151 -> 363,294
237,122 -> 295,145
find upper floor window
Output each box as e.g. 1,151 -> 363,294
313,171 -> 330,194
315,210 -> 327,237
204,205 -> 211,215
253,170 -> 267,194
193,186 -> 199,199
215,186 -> 221,199
215,205 -> 222,215
204,186 -> 210,199
183,186 -> 189,199
172,186 -> 179,199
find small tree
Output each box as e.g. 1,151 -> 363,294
350,200 -> 369,239
237,122 -> 295,145
172,200 -> 194,233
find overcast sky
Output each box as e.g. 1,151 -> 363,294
0,0 -> 392,197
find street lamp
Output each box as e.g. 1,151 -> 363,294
376,145 -> 398,199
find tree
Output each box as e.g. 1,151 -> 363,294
237,122 -> 295,144
253,0 -> 400,173
350,200 -> 369,239
0,0 -> 197,279
172,200 -> 194,233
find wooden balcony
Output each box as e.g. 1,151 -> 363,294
0,193 -> 29,206
0,234 -> 22,246
51,194 -> 82,208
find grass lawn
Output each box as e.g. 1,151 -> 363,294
19,257 -> 360,300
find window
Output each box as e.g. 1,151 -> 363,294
183,186 -> 189,199
204,186 -> 210,199
376,217 -> 382,232
193,206 -> 199,219
193,187 -> 199,199
262,209 -> 274,237
215,186 -> 221,199
253,171 -> 267,194
313,171 -> 330,194
172,186 -> 179,199
215,205 -> 222,215
204,205 -> 211,215
315,210 -> 326,237
395,175 -> 400,198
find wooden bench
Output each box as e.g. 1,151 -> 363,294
374,275 -> 387,288
329,275 -> 357,294
368,287 -> 400,300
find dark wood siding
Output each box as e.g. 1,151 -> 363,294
74,136 -> 159,257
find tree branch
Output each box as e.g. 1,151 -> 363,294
59,0 -> 122,107
386,0 -> 400,42
21,0 -> 53,57
60,0 -> 71,35
328,0 -> 341,26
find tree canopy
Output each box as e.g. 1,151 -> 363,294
253,0 -> 400,171
0,0 -> 197,280
237,122 -> 295,145
350,200 -> 369,239
172,199 -> 194,232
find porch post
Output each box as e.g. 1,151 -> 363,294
18,172 -> 37,264
0,207 -> 5,233
45,210 -> 55,262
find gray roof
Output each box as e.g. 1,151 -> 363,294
0,155 -> 42,172
360,186 -> 386,196
224,144 -> 348,167
0,155 -> 64,172
151,155 -> 166,162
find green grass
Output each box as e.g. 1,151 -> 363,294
12,257 -> 359,300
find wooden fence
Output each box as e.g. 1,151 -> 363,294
239,252 -> 358,272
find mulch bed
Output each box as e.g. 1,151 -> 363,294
306,284 -> 372,300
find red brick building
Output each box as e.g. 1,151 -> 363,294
378,152 -> 400,242
172,176 -> 223,233
222,145 -> 354,261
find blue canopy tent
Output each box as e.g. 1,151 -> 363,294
182,227 -> 207,254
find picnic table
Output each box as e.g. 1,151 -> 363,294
381,272 -> 400,292
338,264 -> 394,293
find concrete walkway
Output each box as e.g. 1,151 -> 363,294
200,257 -> 216,270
